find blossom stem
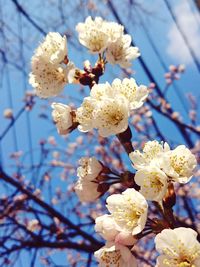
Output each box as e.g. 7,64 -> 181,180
109,169 -> 121,177
116,126 -> 134,155
163,208 -> 176,228
120,171 -> 139,190
136,229 -> 153,239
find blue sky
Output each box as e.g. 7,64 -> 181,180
0,0 -> 200,266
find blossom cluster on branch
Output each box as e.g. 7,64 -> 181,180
130,140 -> 197,201
76,16 -> 140,68
29,16 -> 199,267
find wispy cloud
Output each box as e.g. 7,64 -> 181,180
167,0 -> 200,65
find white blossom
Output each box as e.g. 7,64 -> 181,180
106,34 -> 140,68
134,166 -> 168,202
76,16 -> 109,53
103,22 -> 124,43
95,214 -> 136,245
94,242 -> 137,267
155,227 -> 200,267
160,145 -> 197,183
129,140 -> 170,170
92,97 -> 129,137
77,157 -> 103,180
51,103 -> 73,135
95,214 -> 119,242
75,157 -> 103,202
34,32 -> 67,64
74,179 -> 100,202
29,58 -> 68,98
29,58 -> 75,98
29,32 -> 75,98
76,97 -> 96,132
111,78 -> 149,110
90,82 -> 113,100
106,188 -> 148,235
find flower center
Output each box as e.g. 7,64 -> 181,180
112,44 -> 124,60
87,30 -> 107,52
162,241 -> 200,267
150,175 -> 163,191
113,198 -> 143,231
170,155 -> 187,175
99,102 -> 125,128
101,250 -> 121,267
143,173 -> 164,193
54,111 -> 61,122
108,111 -> 124,126
81,159 -> 90,176
178,260 -> 192,267
163,259 -> 194,267
143,143 -> 162,161
44,67 -> 66,84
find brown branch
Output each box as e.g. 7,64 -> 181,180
0,240 -> 98,258
0,168 -> 101,249
148,100 -> 200,136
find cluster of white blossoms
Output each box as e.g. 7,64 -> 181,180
74,157 -> 103,202
77,78 -> 149,137
155,227 -> 200,267
28,21 -> 147,138
29,17 -> 199,267
94,188 -> 148,266
129,140 -> 197,202
29,32 -> 75,98
76,16 -> 140,68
